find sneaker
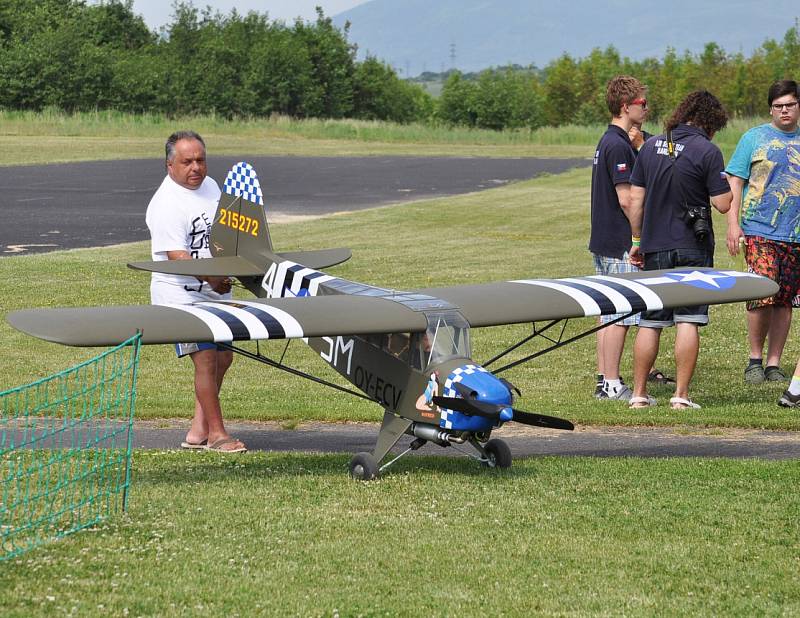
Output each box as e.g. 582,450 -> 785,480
594,383 -> 608,399
605,383 -> 633,401
744,363 -> 765,384
778,390 -> 800,407
765,366 -> 788,382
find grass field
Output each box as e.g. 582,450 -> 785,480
0,109 -> 764,165
2,133 -> 799,614
1,452 -> 798,615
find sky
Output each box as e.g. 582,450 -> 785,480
126,0 -> 371,30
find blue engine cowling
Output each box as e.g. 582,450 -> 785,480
439,364 -> 513,431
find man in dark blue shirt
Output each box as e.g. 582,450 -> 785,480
589,75 -> 648,401
627,91 -> 732,409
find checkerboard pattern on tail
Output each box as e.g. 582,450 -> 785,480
223,161 -> 264,206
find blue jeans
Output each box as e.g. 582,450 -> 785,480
640,248 -> 713,328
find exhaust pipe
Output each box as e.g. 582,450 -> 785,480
409,423 -> 465,445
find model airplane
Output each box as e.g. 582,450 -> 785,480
8,162 -> 778,479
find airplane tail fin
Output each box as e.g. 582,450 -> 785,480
129,162 -> 350,297
212,161 -> 274,269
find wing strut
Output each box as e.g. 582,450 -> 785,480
485,311 -> 637,375
219,342 -> 375,403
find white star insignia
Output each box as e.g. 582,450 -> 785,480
669,270 -> 728,288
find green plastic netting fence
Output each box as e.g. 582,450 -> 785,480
0,333 -> 141,561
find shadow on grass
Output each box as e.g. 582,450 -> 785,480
131,450 -> 533,486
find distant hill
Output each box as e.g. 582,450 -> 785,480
333,0 -> 800,77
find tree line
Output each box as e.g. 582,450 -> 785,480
1,0 -> 799,130
438,26 -> 800,130
0,0 -> 430,122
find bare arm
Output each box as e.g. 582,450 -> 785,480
166,250 -> 193,261
710,191 -> 732,214
626,185 -> 644,238
627,185 -> 645,267
725,175 -> 745,256
616,182 -> 633,217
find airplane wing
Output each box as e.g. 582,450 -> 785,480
7,296 -> 429,347
418,268 -> 778,328
7,268 -> 777,346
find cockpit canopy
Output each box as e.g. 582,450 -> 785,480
364,310 -> 470,370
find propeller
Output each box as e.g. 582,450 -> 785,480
432,381 -> 574,431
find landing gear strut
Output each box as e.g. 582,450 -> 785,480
348,413 -> 514,481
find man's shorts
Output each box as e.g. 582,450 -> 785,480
744,236 -> 800,310
592,252 -> 640,326
639,248 -> 713,328
175,342 -> 226,358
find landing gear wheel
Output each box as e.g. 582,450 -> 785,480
349,452 -> 379,480
483,439 -> 512,469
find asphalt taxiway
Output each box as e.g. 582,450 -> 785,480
0,155 -> 589,254
130,420 -> 800,460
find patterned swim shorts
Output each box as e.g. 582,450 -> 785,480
744,236 -> 800,310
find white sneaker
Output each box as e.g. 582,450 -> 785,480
604,382 -> 633,401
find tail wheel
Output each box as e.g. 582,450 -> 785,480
483,439 -> 512,469
349,452 -> 379,481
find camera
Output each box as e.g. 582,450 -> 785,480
686,204 -> 711,241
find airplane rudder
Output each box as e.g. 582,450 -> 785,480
214,161 -> 273,258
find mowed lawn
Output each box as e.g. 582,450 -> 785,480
2,158 -> 800,614
1,452 -> 798,616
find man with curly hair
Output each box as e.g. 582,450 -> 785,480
627,91 -> 733,409
725,80 -> 800,386
589,75 -> 649,401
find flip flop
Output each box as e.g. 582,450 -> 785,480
670,397 -> 701,410
648,370 -> 676,385
204,437 -> 247,453
180,439 -> 207,450
629,395 -> 657,409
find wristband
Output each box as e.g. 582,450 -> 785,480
631,236 -> 641,247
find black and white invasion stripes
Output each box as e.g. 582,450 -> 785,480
512,270 -> 763,317
165,300 -> 303,342
512,275 -> 664,317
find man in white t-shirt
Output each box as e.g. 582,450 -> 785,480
145,131 -> 245,453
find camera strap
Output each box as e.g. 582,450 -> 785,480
666,129 -> 691,213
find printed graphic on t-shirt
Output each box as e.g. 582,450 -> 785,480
743,140 -> 800,241
653,139 -> 684,157
188,213 -> 212,258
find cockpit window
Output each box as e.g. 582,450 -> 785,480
411,311 -> 470,369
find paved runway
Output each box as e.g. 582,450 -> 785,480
0,156 -> 589,254
131,420 -> 800,460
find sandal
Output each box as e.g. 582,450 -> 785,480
180,439 -> 208,450
648,370 -> 676,385
629,395 -> 657,409
204,437 -> 247,453
670,397 -> 701,410
764,366 -> 788,382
